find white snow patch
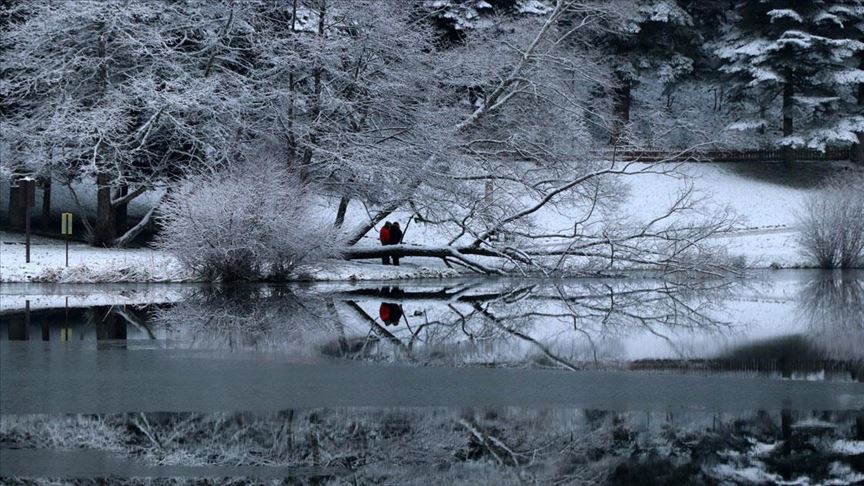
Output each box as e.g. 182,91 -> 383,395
767,9 -> 803,23
0,232 -> 189,283
832,440 -> 864,455
710,463 -> 783,484
291,259 -> 463,281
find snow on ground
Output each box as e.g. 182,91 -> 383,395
623,162 -> 834,268
0,231 -> 188,283
832,440 -> 864,455
291,259 -> 463,281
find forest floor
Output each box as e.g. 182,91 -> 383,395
2,162 -> 859,282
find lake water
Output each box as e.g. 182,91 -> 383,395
1,270 -> 863,484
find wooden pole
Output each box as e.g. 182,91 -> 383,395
25,204 -> 31,263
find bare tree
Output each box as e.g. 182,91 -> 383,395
796,173 -> 864,269
156,154 -> 342,281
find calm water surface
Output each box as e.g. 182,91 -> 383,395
1,270 -> 862,483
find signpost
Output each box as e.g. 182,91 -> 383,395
20,178 -> 36,263
61,213 -> 73,267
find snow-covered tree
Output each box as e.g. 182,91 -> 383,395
1,0 -> 261,245
815,0 -> 864,162
596,0 -> 698,144
715,1 -> 864,158
249,0 -> 447,227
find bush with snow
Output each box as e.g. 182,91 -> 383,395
156,156 -> 342,281
796,172 -> 864,269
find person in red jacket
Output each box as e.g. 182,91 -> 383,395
379,222 -> 392,265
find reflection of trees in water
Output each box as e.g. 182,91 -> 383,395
152,286 -> 340,352
798,271 -> 864,331
151,280 -> 736,368
3,408 -> 861,484
797,271 -> 864,364
335,279 -> 735,369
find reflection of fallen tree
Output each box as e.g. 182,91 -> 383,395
146,278 -> 735,370
332,279 -> 734,371
343,300 -> 412,359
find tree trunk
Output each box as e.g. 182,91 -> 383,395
334,196 -> 349,228
40,177 -> 51,232
112,195 -> 162,248
114,184 -> 128,235
7,176 -> 26,229
782,75 -> 794,165
610,75 -> 631,145
94,172 -> 116,246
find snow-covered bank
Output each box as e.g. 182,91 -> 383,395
0,232 -> 189,283
1,162 -> 859,282
0,231 -> 465,283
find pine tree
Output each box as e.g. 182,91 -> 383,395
600,0 -> 697,144
818,0 -> 864,163
716,1 -> 864,160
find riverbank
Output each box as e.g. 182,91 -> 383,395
0,231 -> 473,283
0,227 -> 817,283
4,162 -> 857,282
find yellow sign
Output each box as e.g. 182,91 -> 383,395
61,213 -> 73,235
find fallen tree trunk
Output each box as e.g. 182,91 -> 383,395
342,244 -> 505,274
342,242 -> 732,278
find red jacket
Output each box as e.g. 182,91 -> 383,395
379,226 -> 391,244
379,303 -> 391,322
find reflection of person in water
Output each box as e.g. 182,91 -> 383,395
378,286 -> 405,325
379,302 -> 403,326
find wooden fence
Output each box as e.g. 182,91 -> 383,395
598,147 -> 853,163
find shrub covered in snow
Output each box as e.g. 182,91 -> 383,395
796,172 -> 864,269
156,156 -> 342,281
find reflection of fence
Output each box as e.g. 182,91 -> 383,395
598,148 -> 852,163
629,358 -> 863,380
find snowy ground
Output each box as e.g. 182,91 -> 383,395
0,231 -> 188,283
0,232 -> 466,283
1,162 -> 859,282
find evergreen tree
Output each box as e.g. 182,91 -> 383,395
599,0 -> 697,144
817,0 -> 864,162
716,1 -> 864,160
